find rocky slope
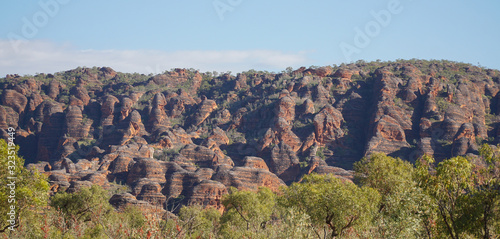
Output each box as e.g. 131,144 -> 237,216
2,60 -> 499,212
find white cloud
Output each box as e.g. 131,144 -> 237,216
0,40 -> 309,76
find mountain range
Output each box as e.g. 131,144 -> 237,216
1,59 -> 498,212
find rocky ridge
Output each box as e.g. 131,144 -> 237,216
2,60 -> 499,212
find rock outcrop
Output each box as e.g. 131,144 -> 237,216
192,97 -> 217,126
1,89 -> 28,114
2,62 -> 499,213
212,166 -> 285,192
314,105 -> 344,144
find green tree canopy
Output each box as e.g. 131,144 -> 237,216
220,186 -> 276,238
0,139 -> 49,232
355,153 -> 435,238
471,144 -> 500,238
177,205 -> 221,238
281,173 -> 380,239
50,184 -> 114,238
416,155 -> 477,239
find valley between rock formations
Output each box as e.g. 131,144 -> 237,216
1,59 -> 499,213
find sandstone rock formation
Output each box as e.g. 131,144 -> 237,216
2,62 -> 499,213
314,105 -> 344,145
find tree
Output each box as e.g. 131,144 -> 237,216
0,138 -> 49,233
281,173 -> 380,239
354,153 -> 414,196
416,156 -> 475,239
177,205 -> 221,238
470,144 -> 500,238
50,184 -> 113,237
272,207 -> 316,239
220,187 -> 276,238
355,153 -> 433,238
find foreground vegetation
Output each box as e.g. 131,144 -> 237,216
1,139 -> 499,238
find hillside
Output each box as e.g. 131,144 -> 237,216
1,59 -> 499,212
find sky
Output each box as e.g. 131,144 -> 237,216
1,0 -> 499,76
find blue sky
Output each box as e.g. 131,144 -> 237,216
1,0 -> 499,75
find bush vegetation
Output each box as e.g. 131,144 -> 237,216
2,139 -> 499,238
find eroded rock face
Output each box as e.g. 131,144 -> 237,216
375,115 -> 406,141
118,97 -> 134,121
148,69 -> 202,95
207,127 -> 230,146
234,73 -> 248,90
80,172 -> 110,188
14,78 -> 40,95
0,106 -> 19,129
36,101 -> 65,163
47,80 -> 62,99
110,193 -> 143,209
146,93 -> 170,134
66,180 -> 93,193
366,115 -> 411,155
178,144 -> 233,168
166,89 -> 197,118
108,155 -> 134,182
64,106 -> 90,139
275,96 -> 295,123
1,89 -> 28,114
186,180 -> 227,211
242,156 -> 269,170
193,98 -> 217,126
164,169 -> 201,199
313,105 -> 344,144
269,142 -> 300,183
365,68 -> 412,156
71,86 -> 91,106
314,84 -> 330,104
212,166 -> 285,192
260,118 -> 302,152
127,158 -> 167,184
155,127 -> 193,149
3,63 -> 500,213
27,92 -> 44,112
315,66 -> 334,77
100,67 -> 117,79
451,123 -> 477,156
333,69 -> 353,79
136,181 -> 166,207
102,110 -> 147,147
101,95 -> 119,126
302,99 -> 315,115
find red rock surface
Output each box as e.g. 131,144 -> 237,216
314,105 -> 344,144
3,62 -> 499,213
127,158 -> 167,184
193,98 -> 217,126
186,180 -> 227,211
1,89 -> 28,114
242,156 -> 269,170
275,96 -> 295,123
212,166 -> 285,192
